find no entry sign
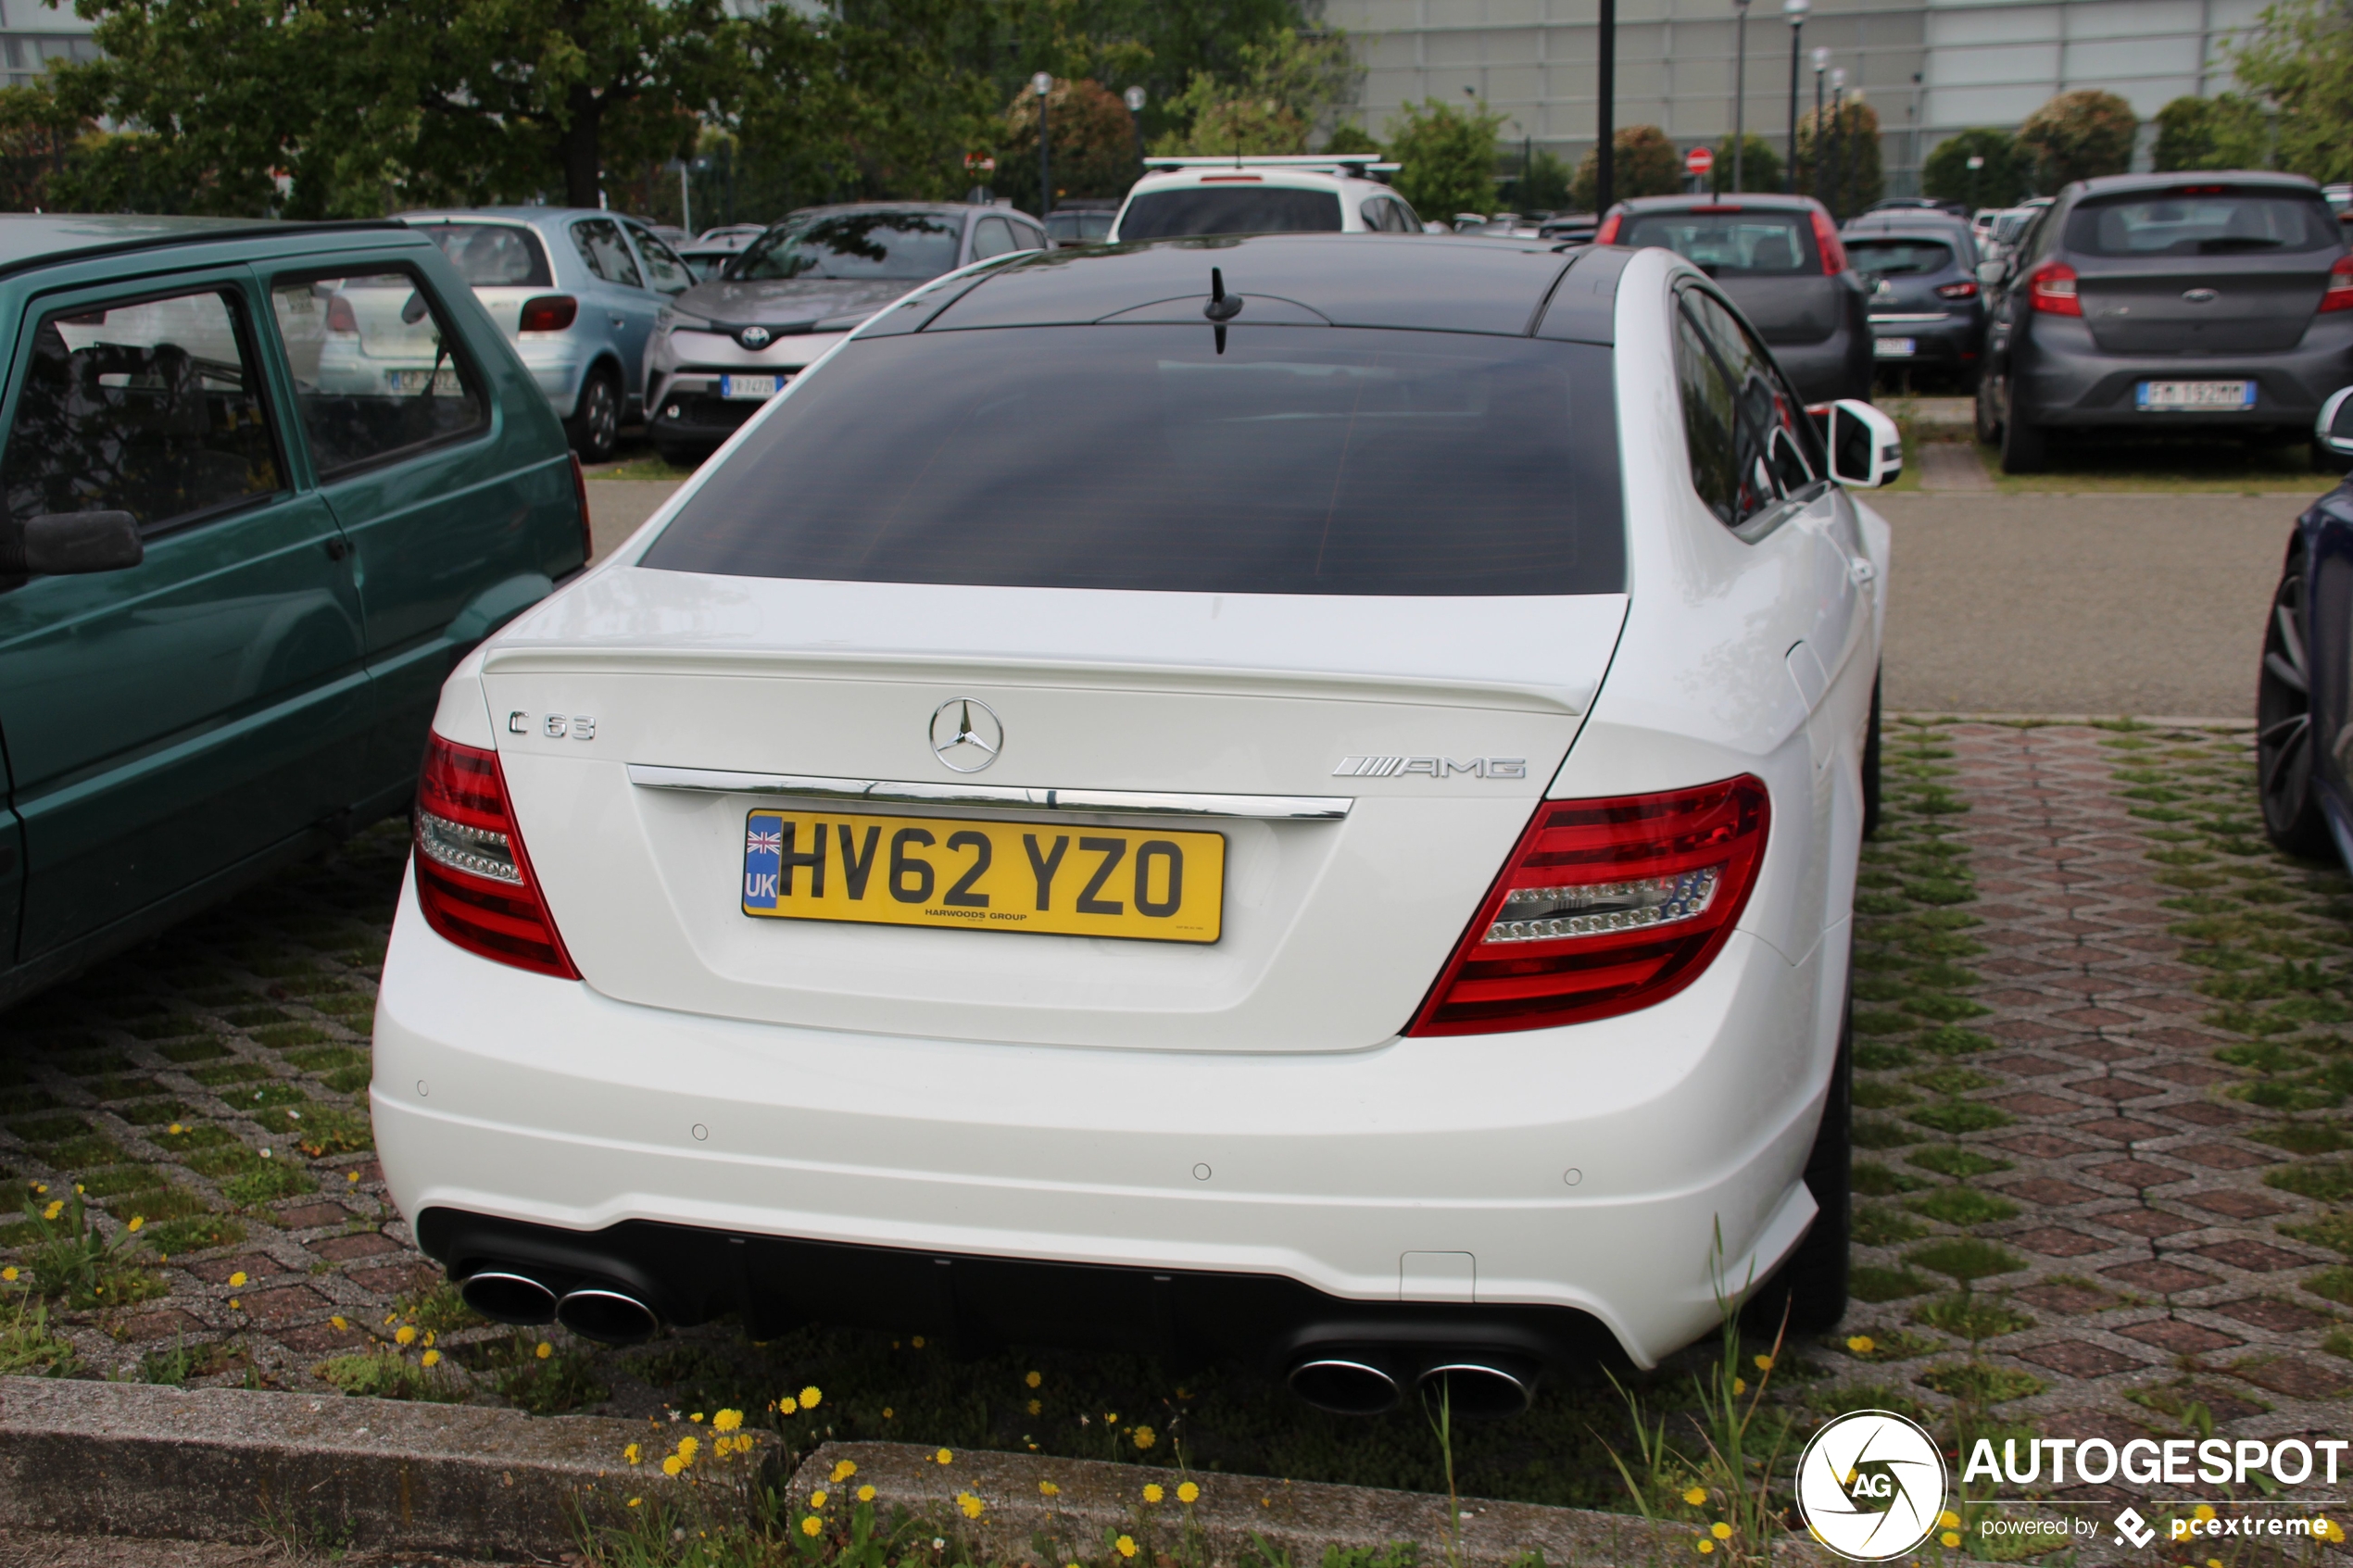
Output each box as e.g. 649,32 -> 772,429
1684,145 -> 1715,177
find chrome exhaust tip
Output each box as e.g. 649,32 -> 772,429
1417,1359 -> 1537,1419
554,1286 -> 661,1346
1288,1355 -> 1403,1416
458,1269 -> 559,1325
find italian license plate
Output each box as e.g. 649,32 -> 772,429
2137,379 -> 2254,410
720,374 -> 781,400
387,368 -> 461,395
1873,337 -> 1917,358
741,809 -> 1225,944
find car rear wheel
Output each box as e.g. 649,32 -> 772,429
2259,550 -> 2335,858
568,367 -> 623,464
1997,403 -> 2046,473
652,437 -> 708,470
1973,375 -> 2001,444
1744,996 -> 1851,1338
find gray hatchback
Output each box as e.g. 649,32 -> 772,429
1975,172 -> 2353,472
1599,193 -> 1873,403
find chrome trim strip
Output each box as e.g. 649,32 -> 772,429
626,765 -> 1353,820
1869,312 -> 1952,324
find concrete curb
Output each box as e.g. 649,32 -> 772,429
782,1439 -> 1821,1568
0,1374 -> 689,1556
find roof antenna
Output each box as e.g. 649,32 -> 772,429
1204,267 -> 1242,321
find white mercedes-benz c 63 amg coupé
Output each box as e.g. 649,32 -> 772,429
373,232 -> 1899,1417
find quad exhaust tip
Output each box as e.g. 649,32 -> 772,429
1289,1350 -> 1540,1418
1289,1355 -> 1403,1416
1418,1360 -> 1536,1419
556,1286 -> 662,1346
459,1269 -> 559,1325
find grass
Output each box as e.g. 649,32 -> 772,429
314,1348 -> 469,1402
592,454 -> 699,483
1903,1238 -> 2027,1284
0,1298 -> 77,1375
1913,430 -> 2334,495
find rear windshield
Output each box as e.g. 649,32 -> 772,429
643,325 -> 1623,596
735,213 -> 963,282
1847,238 -> 1955,276
1618,212 -> 1815,275
2065,193 -> 2341,256
416,223 -> 552,288
1049,211 -> 1116,242
1118,187 -> 1343,241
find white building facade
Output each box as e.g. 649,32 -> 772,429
1319,0 -> 2275,194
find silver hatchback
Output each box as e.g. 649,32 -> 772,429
396,207 -> 698,460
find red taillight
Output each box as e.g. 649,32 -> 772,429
569,449 -> 594,562
1935,279 -> 1979,300
1595,209 -> 1624,245
1690,205 -> 1742,214
412,734 -> 579,979
2028,259 -> 2082,316
518,294 -> 579,332
2321,252 -> 2353,314
1407,776 -> 1769,1036
1809,207 -> 1847,275
324,295 -> 359,333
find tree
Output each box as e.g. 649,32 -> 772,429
1709,132 -> 1781,196
1511,148 -> 1574,212
1149,29 -> 1359,158
2015,88 -> 2138,191
1790,98 -> 1882,219
1570,124 -> 1680,211
1385,97 -> 1506,218
1920,128 -> 2028,208
2228,0 -> 2353,183
1000,77 -> 1139,207
2151,94 -> 2268,171
1322,123 -> 1382,156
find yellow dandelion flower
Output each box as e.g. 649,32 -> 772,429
1683,1486 -> 1707,1507
1712,1523 -> 1732,1540
1116,1536 -> 1138,1559
957,1493 -> 984,1520
799,1385 -> 822,1409
1040,1481 -> 1061,1497
127,1216 -> 145,1232
912,1336 -> 925,1348
661,1456 -> 684,1477
421,1349 -> 441,1368
625,1444 -> 641,1465
41,1201 -> 62,1222
627,1499 -> 641,1509
1940,1512 -> 1960,1531
2329,1522 -> 2347,1546
169,1124 -> 183,1135
1730,1377 -> 1746,1395
1132,1424 -> 1158,1451
1028,1399 -> 1042,1415
2208,1559 -> 2223,1566
0,1267 -> 16,1283
936,1449 -> 953,1465
536,1341 -> 553,1360
1145,1484 -> 1165,1503
690,1412 -> 705,1424
1106,1411 -> 1119,1424
829,1459 -> 854,1482
330,1316 -> 348,1331
713,1409 -> 743,1434
1941,1533 -> 1961,1549
858,1485 -> 875,1502
2195,1507 -> 2217,1524
1845,1335 -> 1874,1354
1026,1370 -> 1042,1387
423,1331 -> 435,1347
676,1436 -> 699,1464
394,1324 -> 417,1346
800,1517 -> 822,1538
347,1172 -> 359,1184
1753,1353 -> 1772,1371
812,1490 -> 827,1508
883,1408 -> 894,1419
1695,1542 -> 1714,1556
228,1298 -> 241,1310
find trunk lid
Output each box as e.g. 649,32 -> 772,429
480,568 -> 1629,1052
1719,276 -> 1842,345
2080,256 -> 2329,354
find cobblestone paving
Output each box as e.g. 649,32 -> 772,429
1827,719 -> 2353,1506
10,719 -> 2353,1517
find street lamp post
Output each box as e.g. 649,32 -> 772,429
1731,0 -> 1751,194
1596,0 -> 1617,217
1810,45 -> 1829,207
1124,85 -> 1147,174
1033,71 -> 1053,220
1783,0 -> 1808,194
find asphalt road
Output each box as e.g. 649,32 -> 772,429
583,478 -> 2314,721
1874,491 -> 2309,721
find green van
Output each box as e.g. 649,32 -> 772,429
0,216 -> 589,1010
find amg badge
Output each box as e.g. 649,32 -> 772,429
1333,756 -> 1526,779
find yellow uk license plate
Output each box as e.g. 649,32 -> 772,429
740,809 -> 1225,943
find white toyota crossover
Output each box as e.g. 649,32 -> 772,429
375,234 -> 1899,1417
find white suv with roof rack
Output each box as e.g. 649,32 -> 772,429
1108,156 -> 1427,242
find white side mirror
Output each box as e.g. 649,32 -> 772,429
1975,258 -> 2007,288
2320,385 -> 2353,456
1826,399 -> 1902,489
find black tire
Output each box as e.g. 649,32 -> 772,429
1972,374 -> 2001,445
1997,402 -> 2046,473
1861,668 -> 1883,841
1744,1000 -> 1852,1339
651,438 -> 707,470
567,366 -> 623,464
2258,548 -> 2335,858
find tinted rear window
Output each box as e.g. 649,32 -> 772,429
643,326 -> 1622,596
2065,193 -> 2340,256
1618,212 -> 1815,275
417,223 -> 552,288
1847,238 -> 1955,275
736,214 -> 963,282
1119,188 -> 1343,240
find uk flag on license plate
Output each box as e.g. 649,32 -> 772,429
744,815 -> 784,909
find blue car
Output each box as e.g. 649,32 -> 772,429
396,208 -> 698,460
2260,390 -> 2353,859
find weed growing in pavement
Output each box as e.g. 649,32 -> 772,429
313,1346 -> 468,1401
0,1295 -> 76,1375
9,1185 -> 160,1309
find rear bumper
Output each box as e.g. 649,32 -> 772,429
1768,325 -> 1874,404
2016,317 -> 2353,429
1869,314 -> 1981,366
646,379 -> 781,451
373,869 -> 1832,1369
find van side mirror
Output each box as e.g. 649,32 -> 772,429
1826,400 -> 1902,489
2322,386 -> 2353,454
0,510 -> 144,580
1975,258 -> 2007,288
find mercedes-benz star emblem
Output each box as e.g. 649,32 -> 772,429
929,698 -> 1003,773
740,326 -> 773,347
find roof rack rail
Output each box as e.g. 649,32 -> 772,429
1141,155 -> 1402,174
